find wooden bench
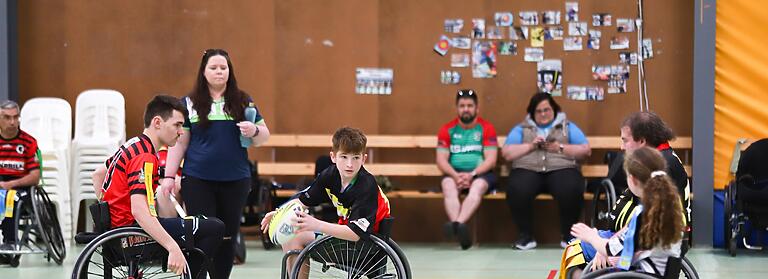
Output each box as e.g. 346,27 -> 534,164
260,135 -> 692,197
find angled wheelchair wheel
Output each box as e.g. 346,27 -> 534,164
681,256 -> 699,279
31,186 -> 66,264
384,238 -> 411,279
591,179 -> 617,229
71,227 -> 190,279
290,235 -> 408,279
582,267 -> 660,279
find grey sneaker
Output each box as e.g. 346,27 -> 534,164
514,236 -> 537,250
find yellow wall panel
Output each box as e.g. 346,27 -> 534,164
715,0 -> 768,189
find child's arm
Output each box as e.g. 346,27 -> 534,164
572,223 -> 609,256
294,211 -> 359,241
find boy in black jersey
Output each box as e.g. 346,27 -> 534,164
261,127 -> 391,275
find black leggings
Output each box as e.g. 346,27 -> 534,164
158,217 -> 224,278
505,168 -> 584,238
1,186 -> 32,244
181,176 -> 250,279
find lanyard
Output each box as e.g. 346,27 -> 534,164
618,205 -> 643,270
618,204 -> 643,270
3,189 -> 16,218
144,162 -> 157,217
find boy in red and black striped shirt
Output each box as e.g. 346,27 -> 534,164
0,100 -> 41,251
92,95 -> 224,278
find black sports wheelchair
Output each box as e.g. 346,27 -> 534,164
723,138 -> 768,256
279,217 -> 411,279
0,185 -> 66,267
576,255 -> 698,279
71,202 -> 211,279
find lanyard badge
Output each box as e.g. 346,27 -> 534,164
618,205 -> 643,270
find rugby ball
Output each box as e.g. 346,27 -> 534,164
267,199 -> 308,246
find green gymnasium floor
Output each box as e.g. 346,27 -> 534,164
1,241 -> 765,278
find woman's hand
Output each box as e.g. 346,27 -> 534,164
236,121 -> 258,137
542,140 -> 561,153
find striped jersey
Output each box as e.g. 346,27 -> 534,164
298,165 -> 391,238
101,134 -> 160,228
0,130 -> 39,179
437,117 -> 498,171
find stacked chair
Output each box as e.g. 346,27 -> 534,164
19,97 -> 73,240
70,89 -> 125,234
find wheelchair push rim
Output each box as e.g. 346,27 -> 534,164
290,235 -> 408,279
31,186 -> 67,264
71,227 -> 191,279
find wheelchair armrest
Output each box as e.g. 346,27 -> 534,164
74,232 -> 101,245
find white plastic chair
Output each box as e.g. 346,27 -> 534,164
20,97 -> 74,240
71,89 -> 126,233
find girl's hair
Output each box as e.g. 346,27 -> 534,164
623,146 -> 684,250
190,49 -> 249,129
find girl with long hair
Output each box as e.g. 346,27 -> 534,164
570,146 -> 684,278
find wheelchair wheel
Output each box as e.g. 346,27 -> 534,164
591,179 -> 617,229
31,186 -> 66,264
234,231 -> 247,264
724,185 -> 737,256
681,256 -> 699,279
385,238 -> 411,279
290,235 -> 408,279
584,270 -> 659,278
71,227 -> 191,279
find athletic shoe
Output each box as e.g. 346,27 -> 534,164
0,243 -> 15,251
514,235 -> 537,250
443,222 -> 457,239
456,222 -> 472,250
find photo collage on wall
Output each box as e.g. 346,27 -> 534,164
431,1 -> 655,103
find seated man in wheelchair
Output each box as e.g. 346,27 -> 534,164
570,147 -> 685,278
0,100 -> 42,264
91,95 -> 224,278
560,112 -> 692,278
260,127 -> 392,276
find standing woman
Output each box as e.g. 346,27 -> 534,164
161,49 -> 270,279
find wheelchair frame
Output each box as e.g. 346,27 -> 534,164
71,202 -> 211,279
0,186 -> 66,267
723,179 -> 768,256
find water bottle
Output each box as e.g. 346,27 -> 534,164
240,107 -> 258,148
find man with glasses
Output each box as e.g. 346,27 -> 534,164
437,89 -> 498,250
0,100 -> 41,263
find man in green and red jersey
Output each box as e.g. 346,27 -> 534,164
0,100 -> 40,259
437,89 -> 498,250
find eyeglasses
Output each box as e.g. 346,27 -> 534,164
535,107 -> 553,114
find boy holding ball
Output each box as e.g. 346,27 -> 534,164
260,127 -> 391,274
